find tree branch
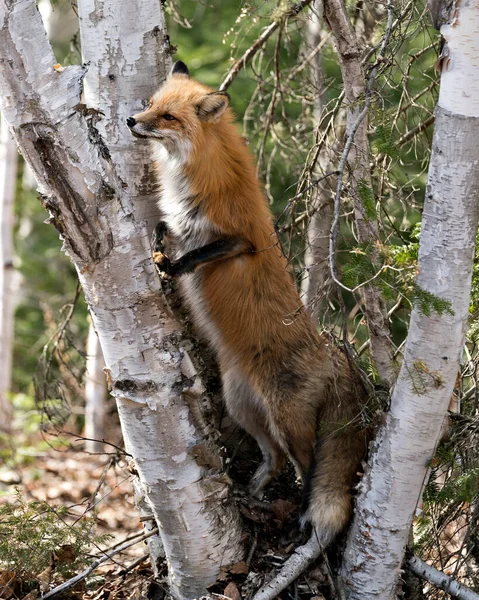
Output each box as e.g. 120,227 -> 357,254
219,0 -> 314,91
407,556 -> 479,600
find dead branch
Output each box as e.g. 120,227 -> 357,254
407,555 -> 479,600
252,535 -> 322,600
219,0 -> 314,91
398,114 -> 435,146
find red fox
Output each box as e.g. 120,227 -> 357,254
127,61 -> 369,548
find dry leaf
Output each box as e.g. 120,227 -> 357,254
230,561 -> 248,575
0,570 -> 16,599
37,566 -> 52,593
223,582 -> 241,600
55,544 -> 77,565
22,590 -> 38,600
217,566 -> 230,582
271,499 -> 294,522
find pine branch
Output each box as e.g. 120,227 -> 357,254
42,529 -> 159,599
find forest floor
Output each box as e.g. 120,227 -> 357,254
0,425 -> 335,600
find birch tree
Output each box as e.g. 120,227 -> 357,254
300,2 -> 334,321
84,320 -> 106,453
340,3 -> 479,598
0,0 -> 243,597
0,115 -> 18,431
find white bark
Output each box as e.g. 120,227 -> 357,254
253,536 -> 321,600
84,320 -> 106,453
340,4 -> 479,598
0,1 -> 243,597
0,115 -> 18,431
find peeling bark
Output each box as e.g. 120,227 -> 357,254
340,4 -> 479,598
0,1 -> 243,597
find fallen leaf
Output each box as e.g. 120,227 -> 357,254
223,582 -> 241,600
0,571 -> 16,599
37,566 -> 52,593
271,499 -> 294,522
230,561 -> 248,575
55,544 -> 77,564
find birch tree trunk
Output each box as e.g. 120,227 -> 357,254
84,320 -> 106,453
0,1 -> 243,597
340,4 -> 479,598
0,115 -> 18,431
301,1 -> 335,322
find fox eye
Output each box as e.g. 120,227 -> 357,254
162,113 -> 176,121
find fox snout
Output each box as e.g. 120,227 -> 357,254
127,116 -> 151,139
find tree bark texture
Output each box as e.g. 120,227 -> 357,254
323,0 -> 395,385
0,1 -> 243,597
0,115 -> 17,431
340,4 -> 479,598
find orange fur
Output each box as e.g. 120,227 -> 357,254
129,63 -> 369,546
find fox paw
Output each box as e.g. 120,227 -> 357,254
153,251 -> 173,277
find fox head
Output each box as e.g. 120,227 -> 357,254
127,61 -> 230,160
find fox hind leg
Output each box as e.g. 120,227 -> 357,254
222,368 -> 286,496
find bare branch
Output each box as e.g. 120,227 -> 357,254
219,0 -> 314,91
407,556 -> 479,600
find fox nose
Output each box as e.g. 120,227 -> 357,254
126,117 -> 136,128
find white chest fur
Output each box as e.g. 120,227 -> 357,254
153,144 -> 215,254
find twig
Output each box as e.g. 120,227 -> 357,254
406,555 -> 479,600
119,552 -> 150,575
274,171 -> 339,230
398,114 -> 435,146
219,0 -> 314,91
246,530 -> 258,567
41,529 -> 159,599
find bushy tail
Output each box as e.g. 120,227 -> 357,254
300,420 -> 369,540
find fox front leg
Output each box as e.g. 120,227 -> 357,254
156,236 -> 254,278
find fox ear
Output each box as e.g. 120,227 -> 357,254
170,61 -> 190,78
196,92 -> 230,122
